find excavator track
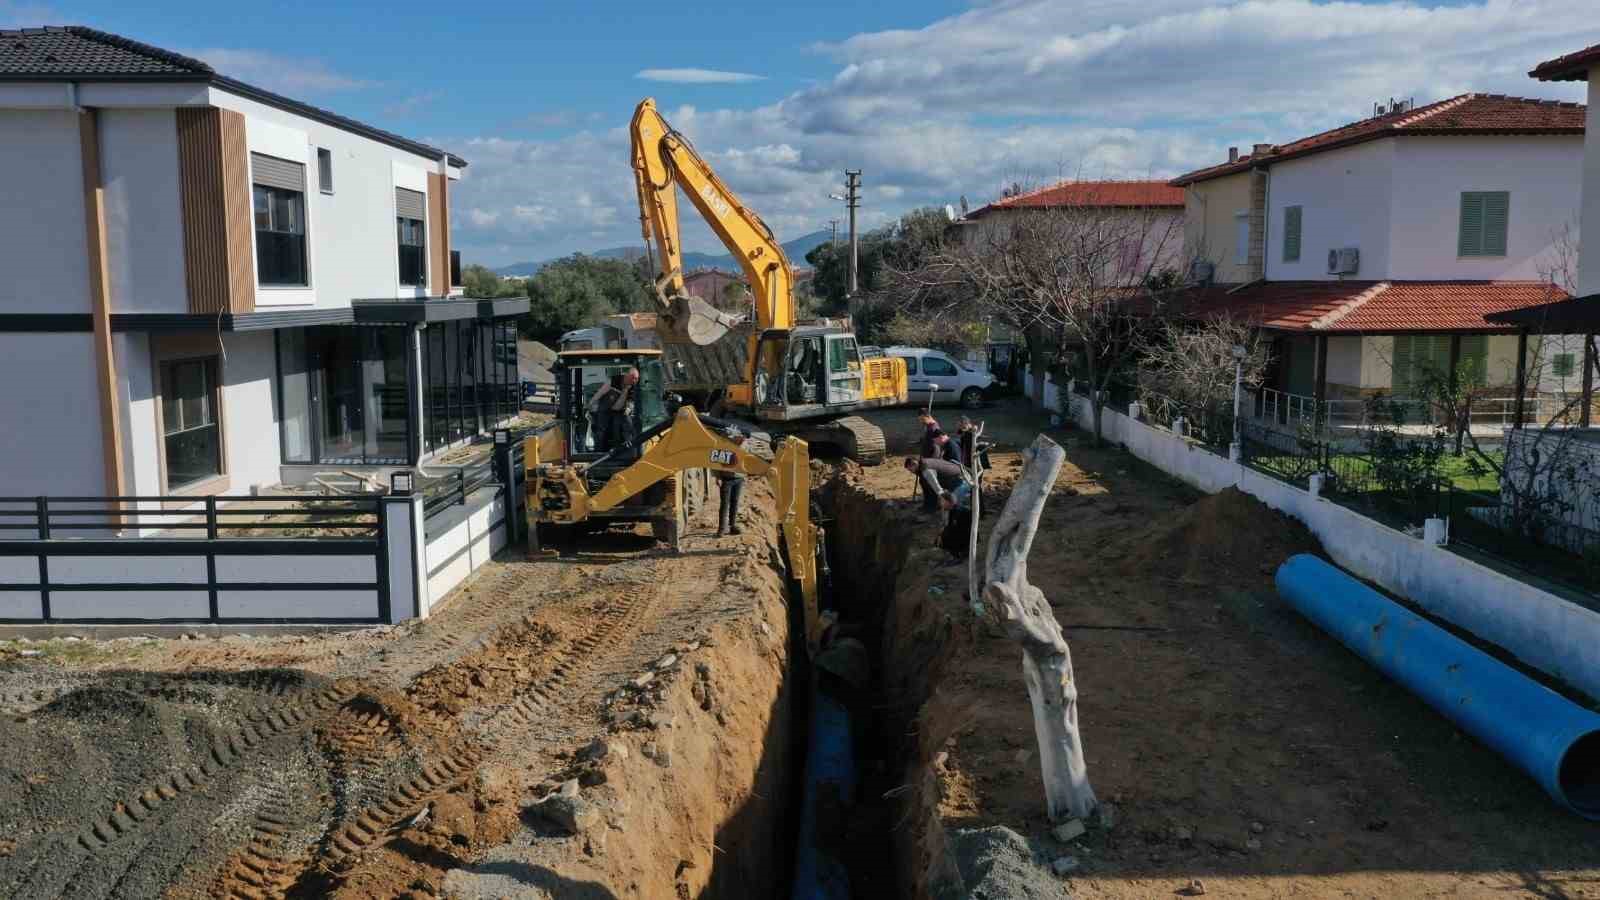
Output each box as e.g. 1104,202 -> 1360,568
786,415 -> 886,466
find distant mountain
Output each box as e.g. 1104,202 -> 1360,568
494,230 -> 833,278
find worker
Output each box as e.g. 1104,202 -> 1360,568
589,367 -> 639,451
939,481 -> 974,562
917,411 -> 941,457
905,454 -> 963,513
955,416 -> 992,471
930,429 -> 960,464
716,427 -> 748,536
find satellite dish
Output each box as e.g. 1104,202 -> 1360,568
944,204 -> 957,222
959,195 -> 969,215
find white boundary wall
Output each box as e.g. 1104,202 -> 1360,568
422,488 -> 508,615
1064,392 -> 1600,700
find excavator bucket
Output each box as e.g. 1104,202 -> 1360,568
652,270 -> 744,347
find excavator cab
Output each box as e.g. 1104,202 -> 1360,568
752,327 -> 870,418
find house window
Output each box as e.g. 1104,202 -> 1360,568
1234,212 -> 1249,265
1458,191 -> 1509,257
1282,205 -> 1302,262
251,153 -> 309,286
317,147 -> 334,194
1553,352 -> 1577,379
160,357 -> 222,490
450,250 -> 463,288
396,187 -> 427,287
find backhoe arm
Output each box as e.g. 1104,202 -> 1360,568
560,406 -> 822,651
631,98 -> 795,339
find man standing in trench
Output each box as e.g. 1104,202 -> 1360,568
716,426 -> 748,536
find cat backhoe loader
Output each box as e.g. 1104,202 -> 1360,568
522,373 -> 825,651
630,98 -> 907,464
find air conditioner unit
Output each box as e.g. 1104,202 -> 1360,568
1327,247 -> 1360,275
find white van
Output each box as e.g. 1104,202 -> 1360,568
884,346 -> 994,408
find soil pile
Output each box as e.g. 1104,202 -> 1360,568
1110,486 -> 1321,581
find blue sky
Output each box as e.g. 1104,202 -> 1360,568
5,0 -> 1598,266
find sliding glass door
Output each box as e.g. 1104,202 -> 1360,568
419,319 -> 519,456
276,326 -> 413,466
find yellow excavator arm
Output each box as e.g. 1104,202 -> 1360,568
631,98 -> 795,343
558,406 -> 823,650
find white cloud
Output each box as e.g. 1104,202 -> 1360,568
636,68 -> 766,84
187,48 -> 373,95
450,0 -> 1600,267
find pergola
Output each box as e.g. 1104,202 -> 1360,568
1485,296 -> 1600,429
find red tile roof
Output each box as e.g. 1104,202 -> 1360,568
969,180 -> 1183,217
1169,280 -> 1568,333
1171,94 -> 1585,186
1531,43 -> 1600,82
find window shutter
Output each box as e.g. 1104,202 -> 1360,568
1283,206 -> 1302,262
251,153 -> 305,192
1482,192 -> 1509,256
1392,336 -> 1415,394
395,188 -> 426,221
1458,193 -> 1484,256
1461,334 -> 1488,383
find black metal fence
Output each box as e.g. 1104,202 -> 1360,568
0,495 -> 380,539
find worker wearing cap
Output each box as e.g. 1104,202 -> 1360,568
716,426 -> 748,536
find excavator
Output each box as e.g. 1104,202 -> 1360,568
630,98 -> 907,464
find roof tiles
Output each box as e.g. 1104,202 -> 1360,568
969,180 -> 1184,217
1171,94 -> 1585,186
1170,280 -> 1567,333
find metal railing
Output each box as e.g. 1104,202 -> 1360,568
0,495 -> 380,539
419,460 -> 499,520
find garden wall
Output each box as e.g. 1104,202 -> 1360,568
1058,385 -> 1600,702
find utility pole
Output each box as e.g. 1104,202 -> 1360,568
844,169 -> 861,322
828,219 -> 840,247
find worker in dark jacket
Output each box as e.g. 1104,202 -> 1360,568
716,427 -> 748,536
939,481 -> 974,562
905,455 -> 963,512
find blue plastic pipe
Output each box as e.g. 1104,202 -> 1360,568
791,690 -> 856,900
1276,553 -> 1600,818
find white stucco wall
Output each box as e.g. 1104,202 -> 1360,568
116,332 -> 161,497
100,109 -> 188,314
1265,135 -> 1583,282
1266,140 -> 1395,281
0,333 -> 107,495
212,87 -> 447,310
1583,75 -> 1600,297
1388,135 -> 1582,281
221,331 -> 283,493
0,109 -> 90,313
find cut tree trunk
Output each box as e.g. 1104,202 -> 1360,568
984,434 -> 1097,822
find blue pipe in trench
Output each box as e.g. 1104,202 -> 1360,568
1275,553 -> 1600,818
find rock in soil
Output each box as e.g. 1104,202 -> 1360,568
1051,855 -> 1080,876
1051,818 -> 1086,843
1181,878 -> 1207,896
530,791 -> 599,836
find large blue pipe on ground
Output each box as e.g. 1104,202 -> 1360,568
1275,553 -> 1600,818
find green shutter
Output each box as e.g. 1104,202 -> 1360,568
1459,193 -> 1484,256
1283,205 -> 1302,262
1459,192 -> 1508,257
1392,336 -> 1415,394
1460,334 -> 1488,384
1483,192 -> 1509,256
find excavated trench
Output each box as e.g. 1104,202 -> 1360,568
811,465 -> 968,899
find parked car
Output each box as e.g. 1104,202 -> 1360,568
883,346 -> 995,408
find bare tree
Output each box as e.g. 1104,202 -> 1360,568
985,434 -> 1097,821
885,184 -> 1184,443
1135,313 -> 1270,441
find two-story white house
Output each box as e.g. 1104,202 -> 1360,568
0,26 -> 528,500
1171,94 -> 1583,432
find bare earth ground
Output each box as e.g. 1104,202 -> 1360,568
0,473 -> 794,900
849,399 -> 1600,899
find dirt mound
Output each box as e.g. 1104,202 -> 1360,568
1110,487 -> 1320,582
